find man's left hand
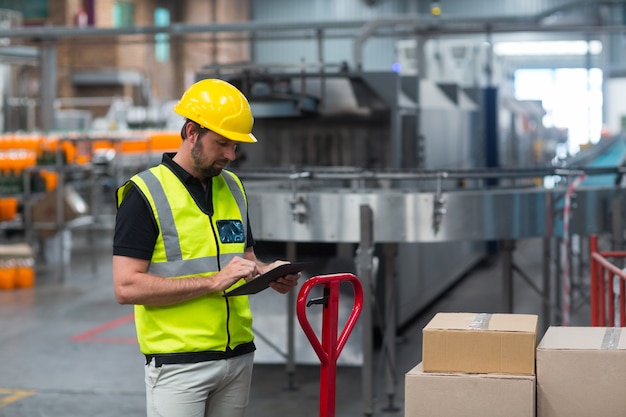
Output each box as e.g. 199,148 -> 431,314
269,273 -> 300,294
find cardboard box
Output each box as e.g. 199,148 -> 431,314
537,326 -> 626,417
30,185 -> 89,237
405,362 -> 536,417
422,312 -> 538,374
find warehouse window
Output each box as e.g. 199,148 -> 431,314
113,1 -> 134,28
514,68 -> 603,157
154,7 -> 170,62
495,40 -> 602,56
0,0 -> 48,24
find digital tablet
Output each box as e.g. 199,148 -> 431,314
223,262 -> 312,297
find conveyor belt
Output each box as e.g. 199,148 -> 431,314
240,161 -> 626,243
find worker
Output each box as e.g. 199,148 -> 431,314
112,78 -> 300,417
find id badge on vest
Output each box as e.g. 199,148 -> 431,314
216,220 -> 246,244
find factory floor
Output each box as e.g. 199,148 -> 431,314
0,229 -> 591,417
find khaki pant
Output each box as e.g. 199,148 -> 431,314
145,352 -> 254,417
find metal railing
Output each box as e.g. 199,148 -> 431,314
590,234 -> 626,326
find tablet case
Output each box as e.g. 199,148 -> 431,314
223,262 -> 312,297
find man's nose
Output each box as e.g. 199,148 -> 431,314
225,144 -> 238,160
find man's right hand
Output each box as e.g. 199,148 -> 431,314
214,256 -> 259,292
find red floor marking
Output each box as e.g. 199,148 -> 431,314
71,313 -> 136,343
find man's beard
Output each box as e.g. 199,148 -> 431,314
191,139 -> 226,180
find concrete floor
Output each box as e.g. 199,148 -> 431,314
0,230 -> 591,417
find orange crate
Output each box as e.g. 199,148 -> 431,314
149,132 -> 180,152
0,261 -> 16,290
120,139 -> 149,154
15,259 -> 35,288
0,197 -> 18,221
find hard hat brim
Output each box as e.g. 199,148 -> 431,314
220,130 -> 257,143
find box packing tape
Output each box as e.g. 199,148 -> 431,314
468,313 -> 492,330
601,327 -> 621,350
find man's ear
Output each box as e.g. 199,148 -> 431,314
184,122 -> 198,143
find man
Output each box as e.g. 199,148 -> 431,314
112,78 -> 300,417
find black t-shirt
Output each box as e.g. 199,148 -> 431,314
113,153 -> 255,261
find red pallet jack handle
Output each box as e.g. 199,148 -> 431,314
296,273 -> 364,417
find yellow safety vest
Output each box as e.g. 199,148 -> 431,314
117,165 -> 254,355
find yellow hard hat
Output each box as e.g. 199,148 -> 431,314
174,79 -> 257,143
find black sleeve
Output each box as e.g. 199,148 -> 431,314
247,213 -> 255,248
241,180 -> 255,248
113,185 -> 158,260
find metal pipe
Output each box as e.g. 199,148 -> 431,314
501,240 -> 515,313
382,243 -> 399,413
608,270 -> 616,326
356,205 -> 375,416
620,279 -> 625,326
0,19 -> 369,40
531,0 -> 622,24
542,192 -> 555,331
590,236 -> 599,326
39,42 -> 56,131
285,241 -> 298,391
2,14 -> 626,42
237,166 -> 622,182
